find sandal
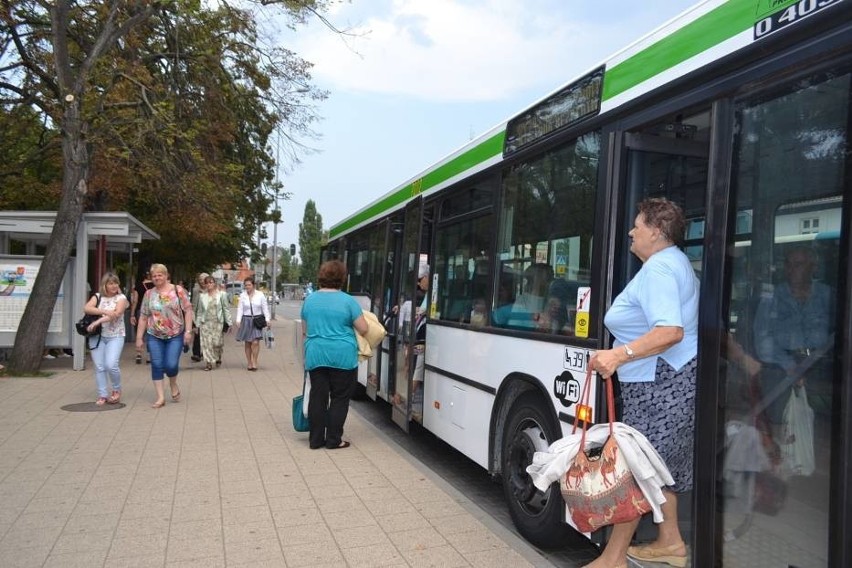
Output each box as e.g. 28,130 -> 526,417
204,364 -> 212,371
151,399 -> 165,409
135,354 -> 142,365
95,397 -> 108,406
171,390 -> 181,402
107,391 -> 121,404
328,441 -> 351,450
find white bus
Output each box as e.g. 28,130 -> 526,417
325,1 -> 852,565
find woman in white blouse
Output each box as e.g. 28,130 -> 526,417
235,276 -> 270,371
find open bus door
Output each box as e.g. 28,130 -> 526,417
367,217 -> 402,402
611,109 -> 711,547
390,197 -> 433,431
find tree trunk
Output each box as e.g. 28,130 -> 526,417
7,102 -> 89,373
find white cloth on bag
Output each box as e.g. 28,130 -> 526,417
302,373 -> 311,418
526,421 -> 675,523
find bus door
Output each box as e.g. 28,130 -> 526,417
614,108 -> 712,546
391,197 -> 432,431
715,72 -> 849,567
369,217 -> 402,401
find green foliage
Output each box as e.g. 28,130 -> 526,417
0,0 -> 328,271
298,199 -> 323,284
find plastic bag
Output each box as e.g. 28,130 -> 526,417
780,385 -> 815,476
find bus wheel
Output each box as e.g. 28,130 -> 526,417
500,393 -> 566,547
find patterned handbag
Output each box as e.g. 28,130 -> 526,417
560,369 -> 652,533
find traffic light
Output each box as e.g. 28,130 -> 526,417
261,242 -> 268,256
290,244 -> 296,256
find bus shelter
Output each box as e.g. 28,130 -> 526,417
0,211 -> 159,370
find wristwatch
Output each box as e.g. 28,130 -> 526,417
624,344 -> 635,359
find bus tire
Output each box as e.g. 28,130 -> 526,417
500,392 -> 566,548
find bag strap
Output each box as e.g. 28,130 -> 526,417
571,366 -> 615,444
174,285 -> 189,332
571,367 -> 592,435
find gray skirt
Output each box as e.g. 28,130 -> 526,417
620,356 -> 697,493
236,316 -> 264,342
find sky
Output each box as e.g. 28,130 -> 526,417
264,0 -> 701,255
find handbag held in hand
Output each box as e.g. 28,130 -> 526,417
560,370 -> 652,533
292,372 -> 310,432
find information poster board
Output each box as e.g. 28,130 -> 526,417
0,256 -> 66,334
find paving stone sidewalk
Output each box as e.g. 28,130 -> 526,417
0,315 -> 555,568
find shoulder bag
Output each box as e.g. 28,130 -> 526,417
75,294 -> 101,337
560,368 -> 652,533
250,295 -> 267,329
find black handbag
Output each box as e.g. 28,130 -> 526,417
75,294 -> 101,336
249,297 -> 266,329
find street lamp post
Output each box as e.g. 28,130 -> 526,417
271,240 -> 278,319
270,196 -> 280,320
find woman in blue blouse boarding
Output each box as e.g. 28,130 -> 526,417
301,260 -> 368,450
587,198 -> 699,568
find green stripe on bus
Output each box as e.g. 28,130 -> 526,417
602,0 -> 754,102
330,130 -> 506,238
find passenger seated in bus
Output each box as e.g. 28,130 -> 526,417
445,263 -> 470,321
535,277 -> 576,334
467,258 -> 488,297
505,263 -> 553,329
491,273 -> 518,327
469,297 -> 488,327
753,246 -> 834,427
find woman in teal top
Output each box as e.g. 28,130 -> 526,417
301,260 -> 367,449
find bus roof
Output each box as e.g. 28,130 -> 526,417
329,0 -> 838,239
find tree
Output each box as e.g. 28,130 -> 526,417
0,1 -> 329,373
1,1 -> 166,373
298,199 -> 323,285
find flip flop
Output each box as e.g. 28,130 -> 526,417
171,390 -> 181,402
328,441 -> 351,450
